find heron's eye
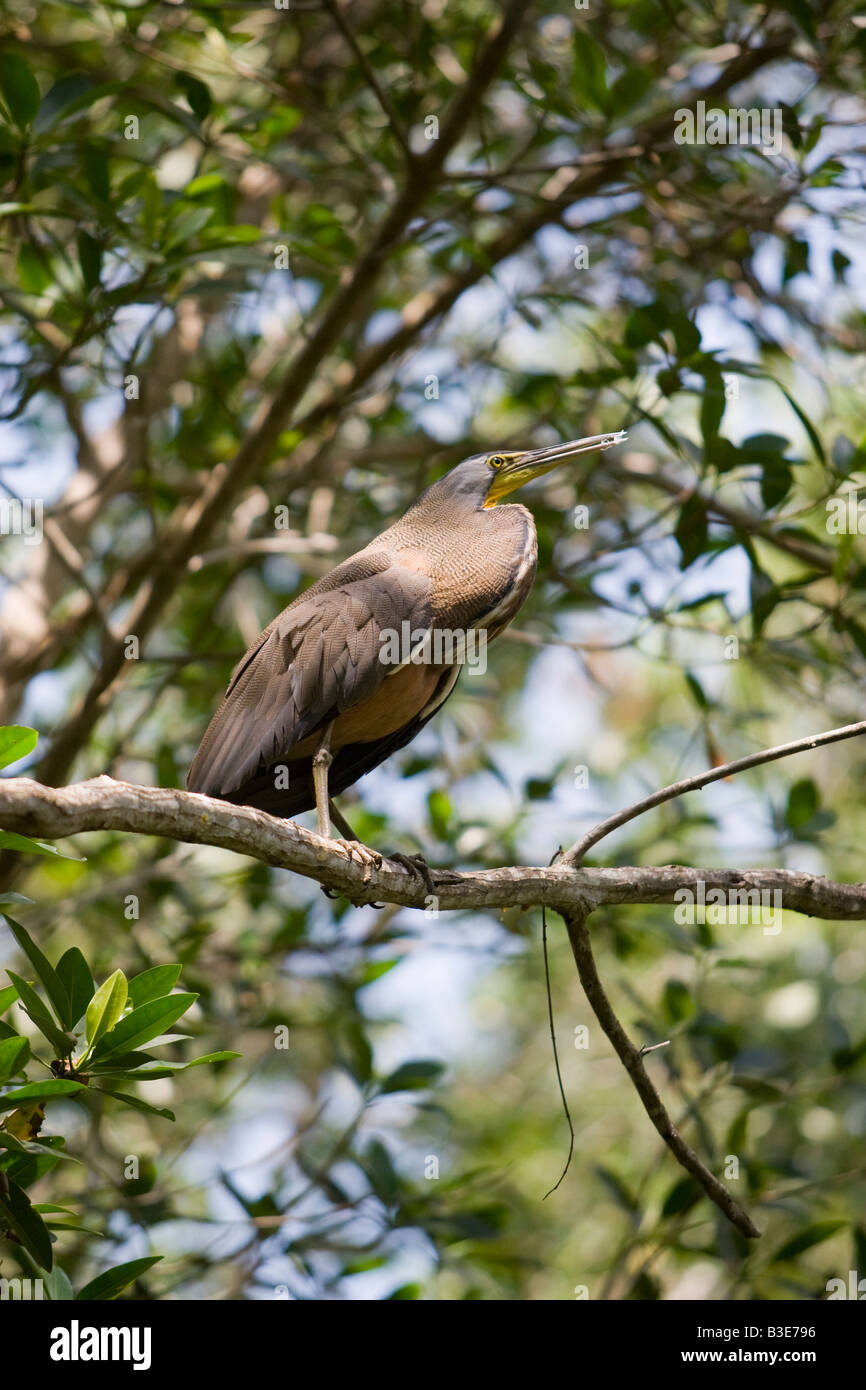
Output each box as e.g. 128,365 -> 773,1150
488,455 -> 506,469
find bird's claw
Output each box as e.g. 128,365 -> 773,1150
346,841 -> 383,884
390,851 -> 437,897
320,882 -> 386,909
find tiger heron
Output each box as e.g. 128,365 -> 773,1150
188,430 -> 627,889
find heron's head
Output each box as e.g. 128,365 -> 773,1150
433,431 -> 628,510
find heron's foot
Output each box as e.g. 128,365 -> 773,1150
320,882 -> 386,909
345,840 -> 383,884
389,851 -> 438,897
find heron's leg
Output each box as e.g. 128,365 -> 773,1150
328,798 -> 358,841
314,736 -> 382,888
330,797 -> 445,897
312,721 -> 336,839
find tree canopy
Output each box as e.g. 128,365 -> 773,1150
1,0 -> 866,1302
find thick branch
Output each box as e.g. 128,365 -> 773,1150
563,908 -> 760,1240
3,772 -> 858,1240
1,777 -> 864,919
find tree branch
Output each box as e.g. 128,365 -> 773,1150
562,720 -> 866,867
563,908 -> 760,1240
1,776 -> 864,918
3,771 -> 862,1241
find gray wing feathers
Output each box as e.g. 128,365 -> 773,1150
187,555 -> 431,797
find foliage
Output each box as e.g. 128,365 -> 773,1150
1,0 -> 866,1299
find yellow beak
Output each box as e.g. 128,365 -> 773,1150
484,430 -> 627,506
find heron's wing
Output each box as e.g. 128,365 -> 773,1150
187,553 -> 432,798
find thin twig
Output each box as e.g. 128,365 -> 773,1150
562,720 -> 866,866
321,0 -> 412,157
541,904 -> 575,1198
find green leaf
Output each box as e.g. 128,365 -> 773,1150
0,1128 -> 77,1162
16,243 -> 53,295
89,1048 -> 239,1079
0,53 -> 40,128
82,143 -> 110,201
0,725 -> 37,770
571,33 -> 608,113
427,789 -> 451,839
0,1034 -> 29,1083
779,386 -> 825,465
782,236 -> 809,283
91,1085 -> 175,1120
780,0 -> 817,42
699,368 -> 725,444
594,1164 -> 638,1212
55,948 -> 94,1028
785,778 -> 818,830
76,1255 -> 162,1301
0,1080 -> 85,1108
662,980 -> 695,1023
772,1221 -> 846,1264
729,1074 -> 788,1102
670,313 -> 701,358
184,1050 -> 240,1068
684,672 -> 708,711
43,1264 -> 76,1301
0,1177 -> 53,1269
85,969 -> 128,1051
0,834 -> 83,856
6,972 -> 74,1054
832,249 -> 850,282
761,459 -> 792,510
0,1131 -> 78,1162
749,562 -> 778,636
380,1059 -> 444,1093
164,205 -> 215,251
3,916 -> 70,1029
127,963 -> 181,1009
364,1138 -> 400,1202
177,74 -> 212,121
674,494 -> 708,570
661,1176 -> 702,1217
184,173 -> 226,197
197,224 -> 260,247
0,984 -> 18,1014
91,993 -> 197,1060
33,73 -> 94,132
77,231 -> 102,291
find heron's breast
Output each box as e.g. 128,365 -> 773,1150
291,660 -> 448,756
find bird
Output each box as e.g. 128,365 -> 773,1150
188,431 -> 627,887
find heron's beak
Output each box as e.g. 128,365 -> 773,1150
484,430 -> 628,506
